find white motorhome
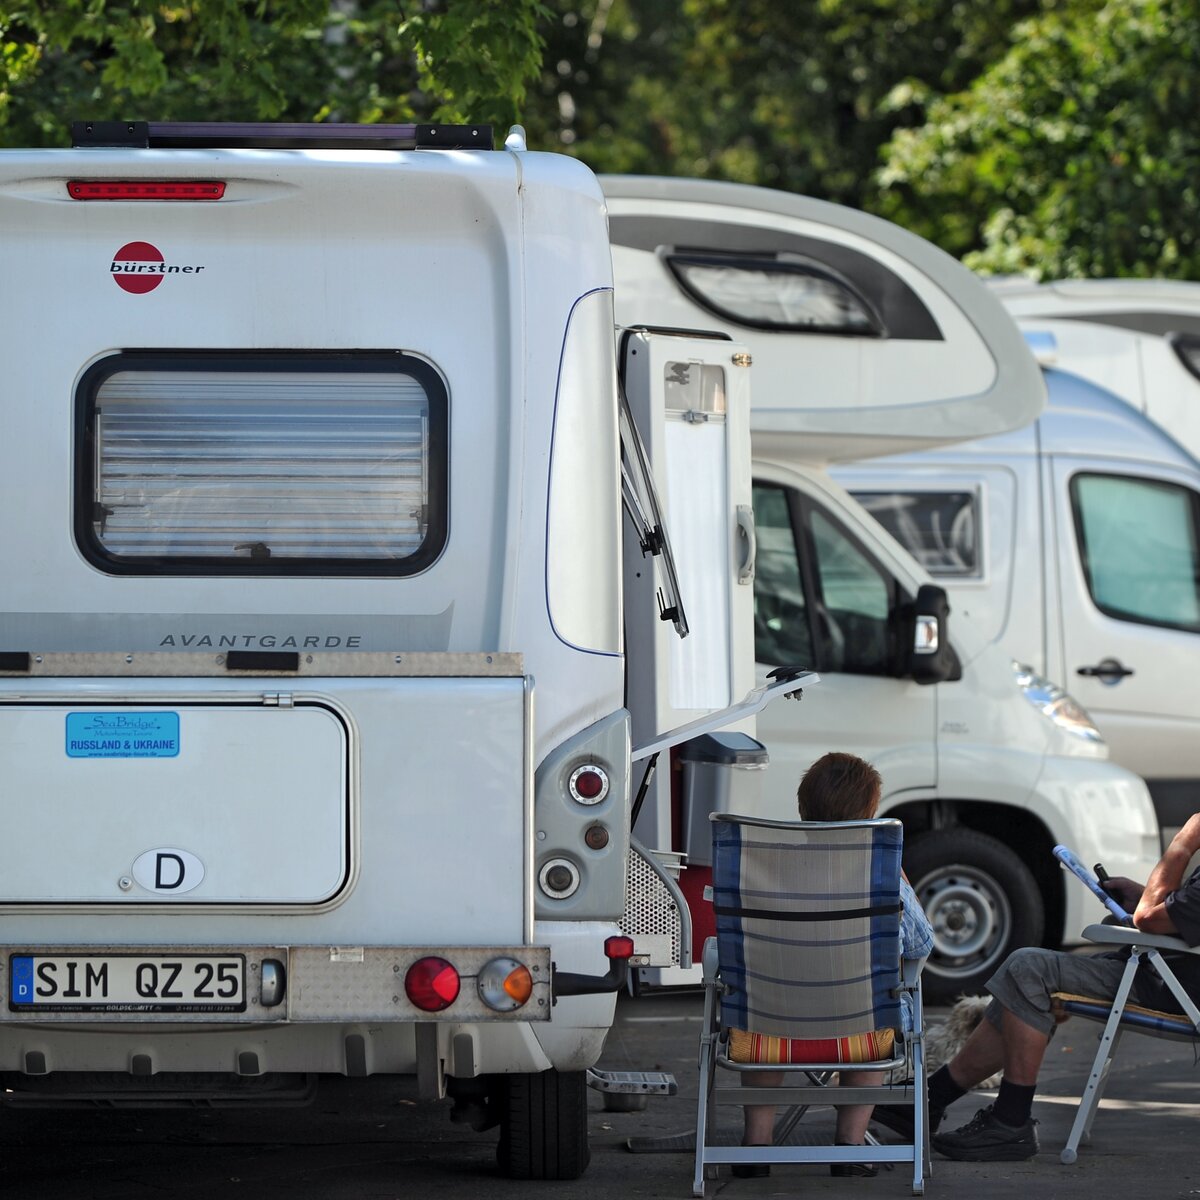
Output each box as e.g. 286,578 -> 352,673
602,175 -> 1161,1002
838,351 -> 1200,846
993,278 -> 1200,463
0,122 -> 796,1179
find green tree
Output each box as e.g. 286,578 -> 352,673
874,0 -> 1200,277
0,1 -> 547,146
520,0 -> 1050,208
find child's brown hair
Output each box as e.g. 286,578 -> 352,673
796,752 -> 881,822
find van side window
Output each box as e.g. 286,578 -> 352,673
852,489 -> 980,577
75,351 -> 448,577
1071,473 -> 1200,631
809,509 -> 893,674
753,482 -> 898,675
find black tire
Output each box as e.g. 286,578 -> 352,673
905,828 -> 1045,1005
496,1069 -> 590,1180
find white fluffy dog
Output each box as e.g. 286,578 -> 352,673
924,994 -> 1002,1089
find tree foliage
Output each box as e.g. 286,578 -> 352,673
0,1 -> 547,146
520,0 -> 1051,207
874,0 -> 1200,277
2,0 -> 1197,278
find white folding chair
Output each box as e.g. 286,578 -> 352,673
693,814 -> 929,1195
1055,923 -> 1200,1164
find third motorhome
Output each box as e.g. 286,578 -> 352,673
837,330 -> 1200,846
602,175 -> 1160,1001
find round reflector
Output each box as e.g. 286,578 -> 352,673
405,956 -> 460,1012
477,957 -> 534,1012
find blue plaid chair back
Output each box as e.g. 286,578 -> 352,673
711,814 -> 904,1040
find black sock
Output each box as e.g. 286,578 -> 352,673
927,1064 -> 967,1113
993,1080 -> 1035,1127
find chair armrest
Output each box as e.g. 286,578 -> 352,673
702,936 -> 720,984
1080,923 -> 1200,954
901,955 -> 928,987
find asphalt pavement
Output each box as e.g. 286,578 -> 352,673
2,989 -> 1198,1199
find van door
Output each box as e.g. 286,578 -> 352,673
752,469 -> 937,813
1049,455 -> 1200,836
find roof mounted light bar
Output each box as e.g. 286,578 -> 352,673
71,121 -> 493,151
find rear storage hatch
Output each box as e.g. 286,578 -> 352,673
0,700 -> 348,904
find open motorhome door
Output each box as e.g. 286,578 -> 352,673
603,176 -> 1045,464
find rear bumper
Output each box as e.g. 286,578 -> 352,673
0,944 -> 550,1024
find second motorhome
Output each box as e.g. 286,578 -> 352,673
603,175 -> 1160,1002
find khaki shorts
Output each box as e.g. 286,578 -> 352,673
984,947 -> 1131,1038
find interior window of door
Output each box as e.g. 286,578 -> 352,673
751,483 -> 815,669
1071,473 -> 1200,632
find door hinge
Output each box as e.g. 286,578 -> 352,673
262,692 -> 295,708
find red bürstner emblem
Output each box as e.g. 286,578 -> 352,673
110,242 -> 205,293
111,241 -> 166,293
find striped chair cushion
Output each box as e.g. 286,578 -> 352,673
728,1026 -> 896,1064
1053,991 -> 1200,1038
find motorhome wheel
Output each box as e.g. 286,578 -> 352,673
496,1068 -> 590,1180
905,828 -> 1044,1004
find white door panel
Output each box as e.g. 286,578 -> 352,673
1050,456 -> 1200,782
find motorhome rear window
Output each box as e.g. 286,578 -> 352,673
75,352 -> 447,576
852,490 -> 981,578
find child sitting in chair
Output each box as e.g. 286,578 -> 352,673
738,752 -> 933,1178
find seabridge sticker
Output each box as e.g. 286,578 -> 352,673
110,241 -> 205,293
66,711 -> 180,758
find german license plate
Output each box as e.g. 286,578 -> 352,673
9,954 -> 246,1013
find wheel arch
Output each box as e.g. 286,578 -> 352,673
885,798 -> 1066,950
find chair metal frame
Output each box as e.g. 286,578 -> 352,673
692,814 -> 929,1195
1058,923 -> 1200,1165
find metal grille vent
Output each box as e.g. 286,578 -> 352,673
621,845 -> 685,968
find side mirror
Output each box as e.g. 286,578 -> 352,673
909,583 -> 961,685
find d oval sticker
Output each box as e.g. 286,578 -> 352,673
131,848 -> 205,895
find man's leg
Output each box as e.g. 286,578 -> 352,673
933,946 -> 1128,1161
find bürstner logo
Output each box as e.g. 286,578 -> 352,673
110,241 -> 206,294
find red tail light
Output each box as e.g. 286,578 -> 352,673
67,180 -> 226,201
404,957 -> 461,1012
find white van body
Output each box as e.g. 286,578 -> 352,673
603,176 -> 1161,1001
838,359 -> 1200,846
0,124 -> 790,1178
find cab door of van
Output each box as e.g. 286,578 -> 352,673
1048,451 -> 1200,837
752,464 -> 937,813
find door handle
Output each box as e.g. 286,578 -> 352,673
1076,658 -> 1135,684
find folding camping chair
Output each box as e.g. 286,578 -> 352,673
1054,922 -> 1200,1164
694,813 -> 928,1196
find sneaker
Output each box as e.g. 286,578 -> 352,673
932,1105 -> 1039,1162
870,1102 -> 944,1141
